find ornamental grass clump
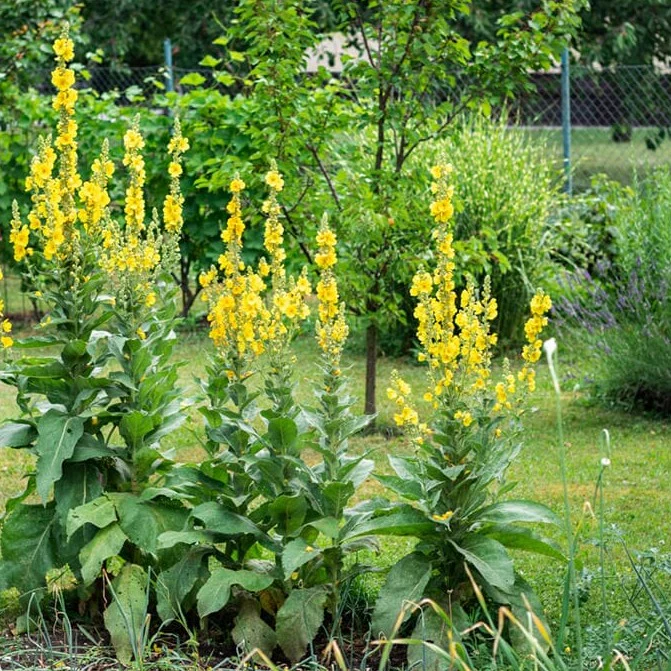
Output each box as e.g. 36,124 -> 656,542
0,26 -> 191,665
367,163 -> 561,659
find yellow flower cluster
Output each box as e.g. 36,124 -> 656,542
387,372 -> 429,443
11,27 -> 187,322
314,216 -> 348,371
518,290 -> 552,392
261,163 -> 311,357
97,119 -> 163,308
163,119 -> 189,234
411,163 -> 491,402
201,168 -> 312,374
79,140 -> 112,233
0,267 -> 13,349
50,31 -> 79,247
389,162 -> 553,438
201,178 -> 272,368
16,28 -> 81,265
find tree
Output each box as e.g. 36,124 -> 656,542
459,0 -> 671,66
330,0 -> 582,418
180,0 -> 583,423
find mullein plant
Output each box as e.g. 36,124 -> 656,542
364,164 -> 562,658
157,177 -> 374,663
0,26 -> 190,664
155,169 -> 314,650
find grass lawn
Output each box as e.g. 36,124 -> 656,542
522,127 -> 671,190
0,319 -> 669,654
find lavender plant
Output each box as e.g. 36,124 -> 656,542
554,168 -> 671,412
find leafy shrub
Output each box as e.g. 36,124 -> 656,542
555,168 -> 671,412
548,174 -> 629,274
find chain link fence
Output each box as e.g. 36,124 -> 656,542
516,66 -> 671,190
6,59 -> 671,192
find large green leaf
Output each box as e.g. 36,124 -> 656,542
197,567 -> 273,618
54,462 -> 103,526
35,410 -> 85,502
156,549 -> 207,623
371,553 -> 432,639
451,535 -> 515,592
486,525 -> 566,562
267,494 -> 307,535
157,530 -> 216,549
79,523 -> 128,586
0,422 -> 36,448
119,411 -> 154,449
191,502 -> 264,537
321,481 -> 355,517
113,494 -> 187,556
281,538 -> 321,579
103,564 -> 149,665
267,417 -> 298,452
0,503 -> 60,594
343,506 -> 434,540
375,474 -> 423,500
276,586 -> 328,663
232,596 -> 277,657
478,500 -> 561,526
67,495 -> 117,540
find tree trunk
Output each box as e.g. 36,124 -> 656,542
365,322 -> 377,420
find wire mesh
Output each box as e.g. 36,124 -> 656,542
517,67 -> 671,189
5,62 -> 671,190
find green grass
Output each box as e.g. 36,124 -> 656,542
0,325 -> 669,648
523,126 -> 671,190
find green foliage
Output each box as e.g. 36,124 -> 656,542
460,0 -> 671,67
369,416 -> 563,651
103,563 -> 150,666
555,169 -> 671,412
548,174 -> 627,275
156,347 -> 375,659
182,0 -> 583,417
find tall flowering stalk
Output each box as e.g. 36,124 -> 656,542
314,215 -> 348,375
0,30 -> 191,658
261,162 -> 311,413
390,163 -> 552,436
200,176 -> 272,380
373,164 -> 560,651
200,167 -> 310,385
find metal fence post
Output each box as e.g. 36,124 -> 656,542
164,38 -> 174,93
561,46 -> 572,194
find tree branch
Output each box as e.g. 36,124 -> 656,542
306,143 -> 342,211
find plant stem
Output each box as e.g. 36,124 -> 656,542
547,344 -> 583,664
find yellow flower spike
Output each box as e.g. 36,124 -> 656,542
314,215 -> 348,370
163,117 -> 187,235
